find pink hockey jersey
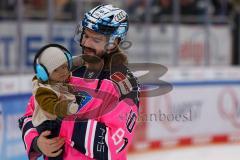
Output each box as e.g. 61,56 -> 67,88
20,76 -> 139,160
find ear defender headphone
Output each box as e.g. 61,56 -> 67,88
33,43 -> 73,82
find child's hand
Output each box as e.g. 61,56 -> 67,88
67,102 -> 81,114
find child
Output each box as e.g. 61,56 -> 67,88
32,44 -> 81,160
28,43 -> 138,160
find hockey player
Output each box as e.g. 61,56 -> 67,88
19,4 -> 139,160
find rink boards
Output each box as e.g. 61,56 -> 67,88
1,67 -> 240,159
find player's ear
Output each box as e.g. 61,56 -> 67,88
105,38 -> 121,54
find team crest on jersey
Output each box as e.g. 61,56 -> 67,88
75,91 -> 92,111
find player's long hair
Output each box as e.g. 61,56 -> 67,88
103,45 -> 128,70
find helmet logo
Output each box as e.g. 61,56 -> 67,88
115,11 -> 126,22
93,8 -> 108,18
99,9 -> 104,13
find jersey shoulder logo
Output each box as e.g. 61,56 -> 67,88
110,72 -> 132,95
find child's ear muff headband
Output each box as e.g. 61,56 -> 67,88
33,43 -> 73,82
